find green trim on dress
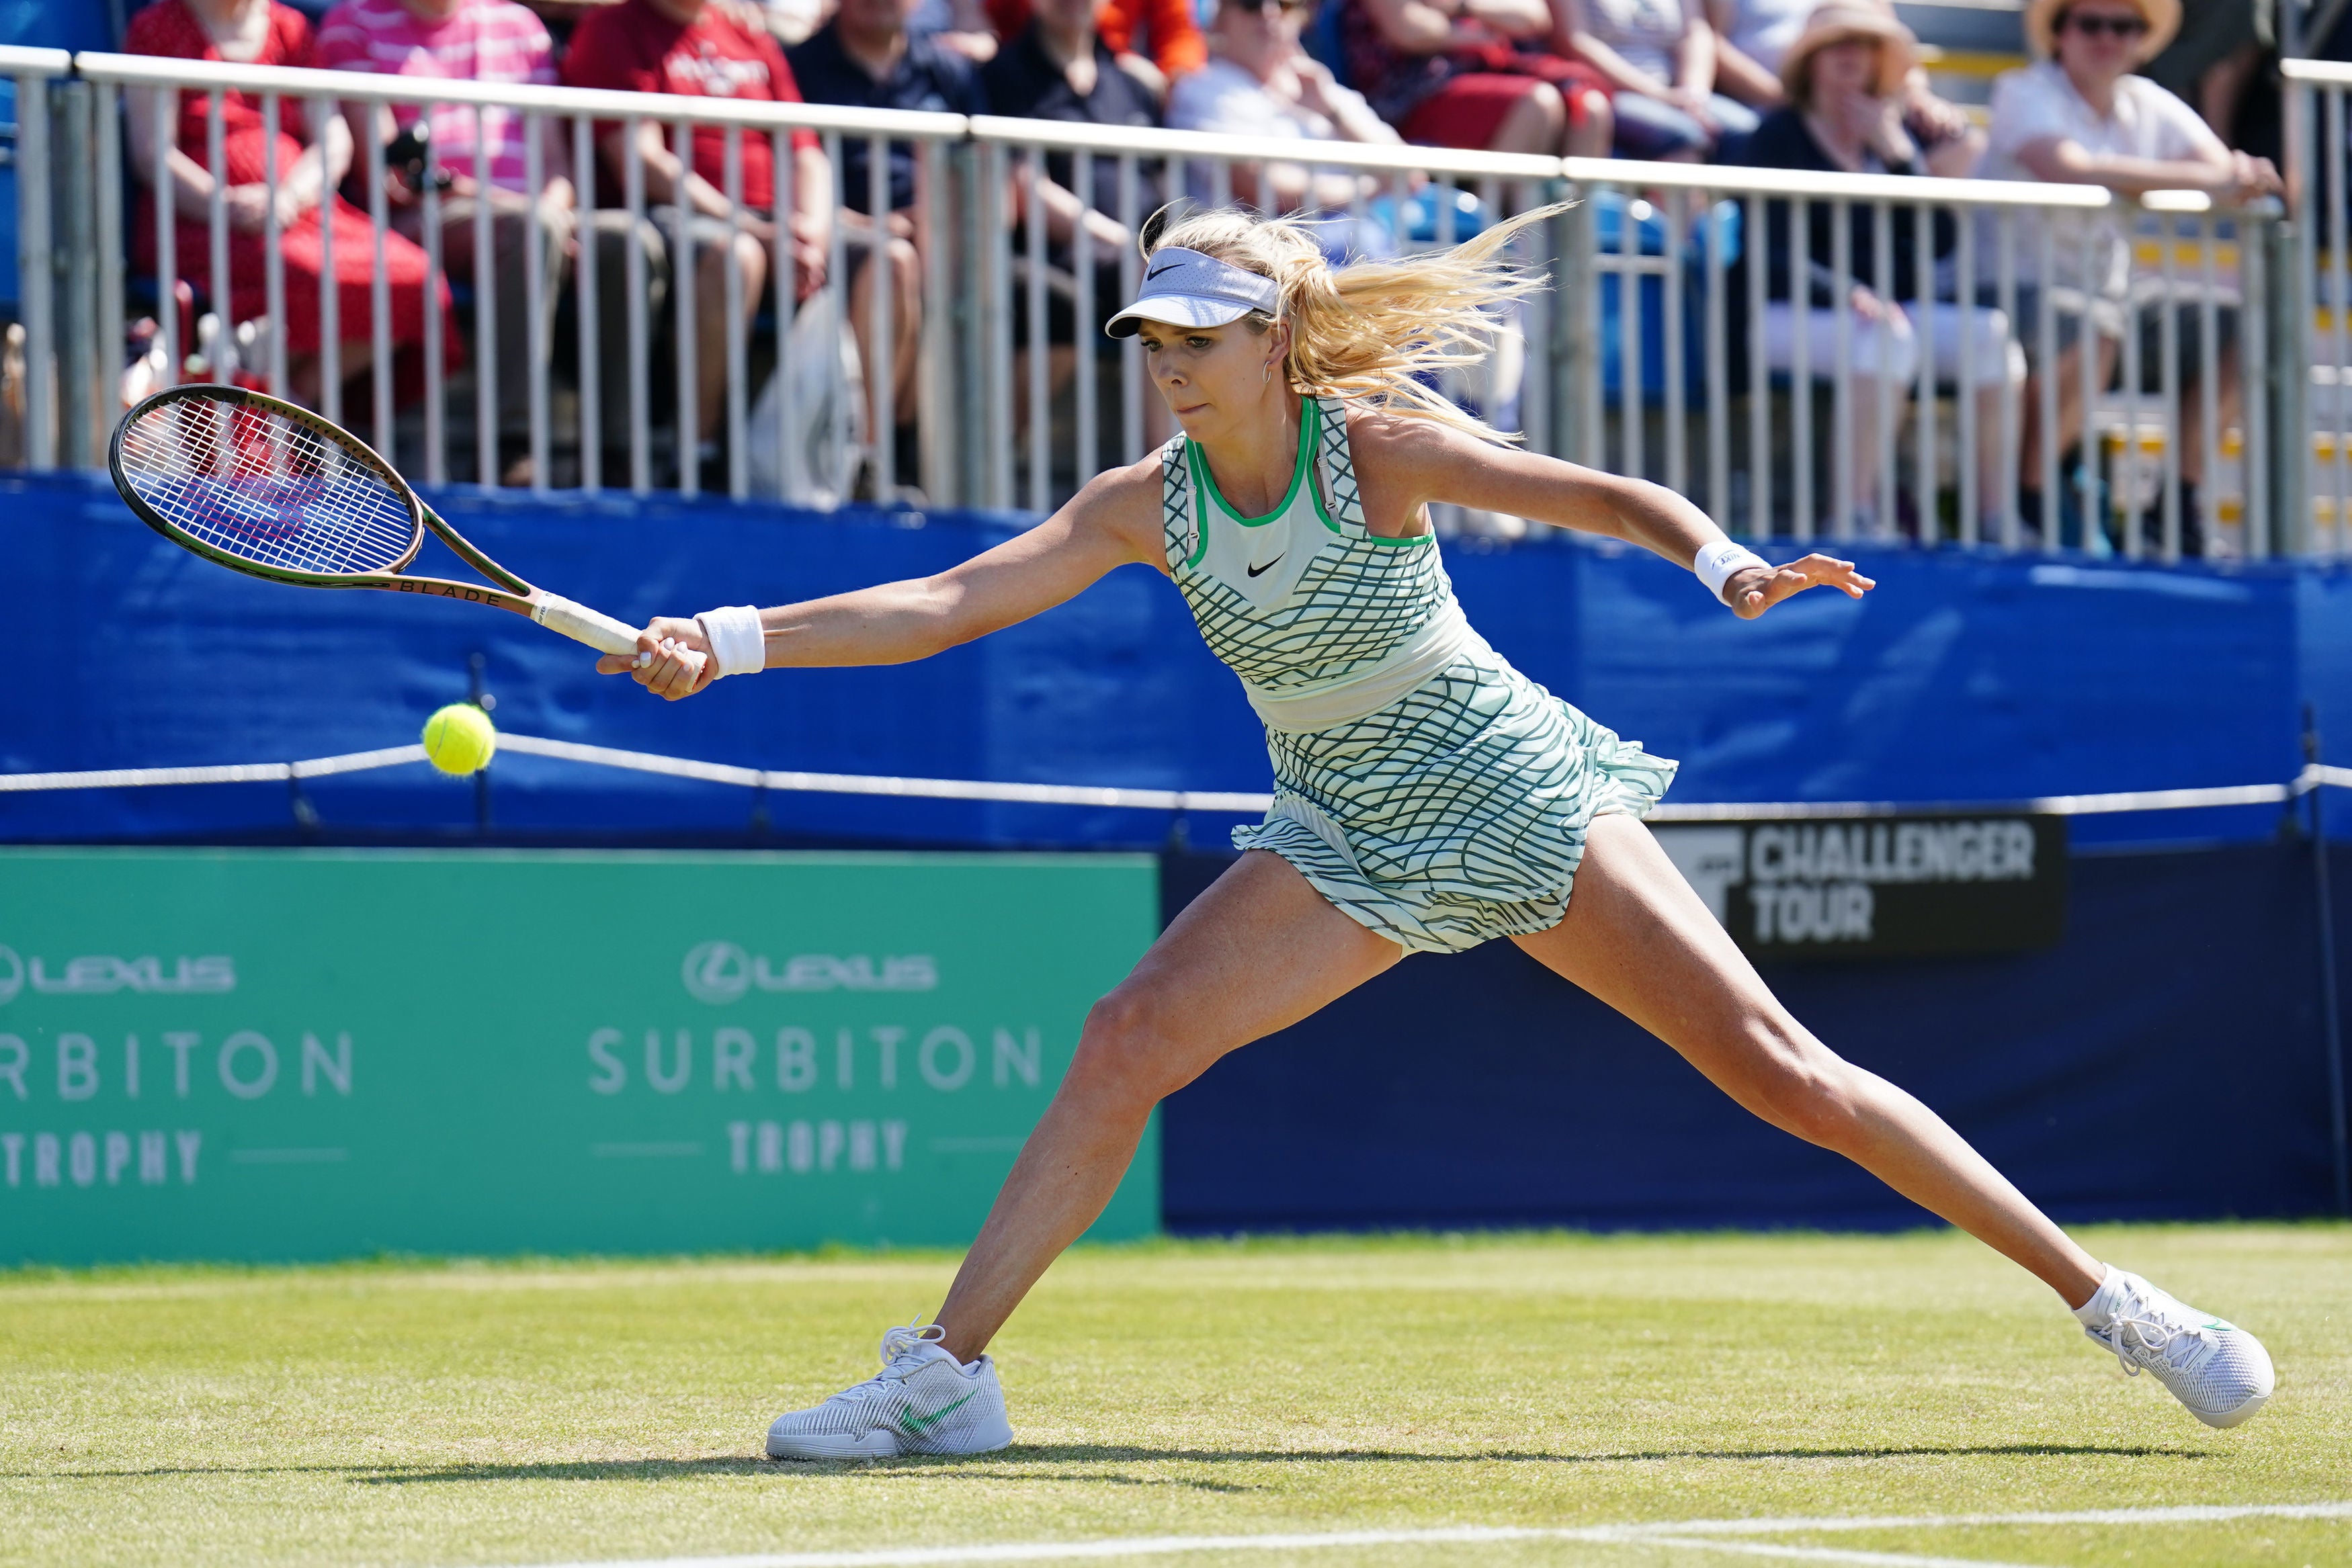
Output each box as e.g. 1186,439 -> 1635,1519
1189,397 -> 1318,527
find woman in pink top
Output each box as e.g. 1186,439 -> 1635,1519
125,0 -> 451,410
319,0 -> 578,481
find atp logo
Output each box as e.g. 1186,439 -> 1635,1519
682,941 -> 937,1003
0,943 -> 235,1004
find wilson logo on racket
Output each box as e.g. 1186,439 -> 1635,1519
108,386 -> 685,672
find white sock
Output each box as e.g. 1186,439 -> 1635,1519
2072,1265 -> 2126,1329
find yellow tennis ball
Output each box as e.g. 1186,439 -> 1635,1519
421,703 -> 497,776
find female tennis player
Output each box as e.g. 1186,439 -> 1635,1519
603,207 -> 2273,1452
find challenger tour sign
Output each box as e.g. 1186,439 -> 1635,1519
1652,814 -> 2066,960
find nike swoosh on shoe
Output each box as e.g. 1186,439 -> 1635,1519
900,1388 -> 980,1434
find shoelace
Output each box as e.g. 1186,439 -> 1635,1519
2098,1291 -> 2208,1378
825,1319 -> 948,1405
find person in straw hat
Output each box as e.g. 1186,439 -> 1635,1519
1974,0 -> 2278,550
1733,1 -> 2017,535
1702,0 -> 1970,152
1768,1 -> 1973,175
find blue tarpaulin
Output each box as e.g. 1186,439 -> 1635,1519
3,472 -> 2345,849
1159,843 -> 2348,1229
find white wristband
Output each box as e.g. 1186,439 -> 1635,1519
1693,541 -> 1770,603
696,605 -> 767,679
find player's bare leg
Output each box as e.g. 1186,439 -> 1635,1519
1517,812 -> 2099,1299
764,850 -> 1400,1457
1511,813 -> 2273,1427
935,849 -> 1402,1360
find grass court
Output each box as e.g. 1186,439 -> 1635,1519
5,1224 -> 2347,1567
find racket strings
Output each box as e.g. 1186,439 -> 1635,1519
118,399 -> 419,576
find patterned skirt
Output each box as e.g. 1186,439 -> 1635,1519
1232,642 -> 1677,954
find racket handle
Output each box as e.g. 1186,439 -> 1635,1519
532,594 -> 642,657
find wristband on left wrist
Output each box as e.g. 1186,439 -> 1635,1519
1693,540 -> 1770,603
696,605 -> 767,679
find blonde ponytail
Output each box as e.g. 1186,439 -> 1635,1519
1144,204 -> 1564,443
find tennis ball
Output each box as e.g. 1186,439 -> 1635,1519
421,703 -> 497,776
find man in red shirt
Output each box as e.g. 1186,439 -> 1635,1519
562,0 -> 836,468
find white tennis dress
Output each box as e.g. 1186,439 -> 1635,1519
1163,395 -> 1679,953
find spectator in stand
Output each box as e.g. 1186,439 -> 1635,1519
1702,0 -> 1804,103
983,0 -> 1157,245
985,0 -> 1205,95
319,0 -> 574,480
905,0 -> 1005,60
1976,0 -> 2279,549
1735,2 -> 2015,535
1167,0 -> 1404,218
982,0 -> 1161,441
1703,0 -> 1978,153
2140,0 -> 2269,152
747,0 -> 833,46
124,0 -> 447,409
560,0 -> 835,469
788,0 -> 985,449
1340,0 -> 1612,157
1553,0 -> 1760,160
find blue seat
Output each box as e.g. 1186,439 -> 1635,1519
1591,190 -> 1740,405
1367,186 -> 1490,245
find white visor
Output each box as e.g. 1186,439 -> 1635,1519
1104,248 -> 1282,339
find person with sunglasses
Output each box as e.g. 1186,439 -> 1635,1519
1974,0 -> 2279,551
1987,0 -> 2277,219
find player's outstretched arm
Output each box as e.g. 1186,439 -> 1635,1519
1350,412 -> 1875,621
599,460 -> 1169,700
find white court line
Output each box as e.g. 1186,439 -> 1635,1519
491,1528 -> 2022,1568
1634,1538 -> 2035,1568
493,1501 -> 2352,1568
1656,1501 -> 2352,1534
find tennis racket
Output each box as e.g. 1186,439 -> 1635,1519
109,385 -> 654,662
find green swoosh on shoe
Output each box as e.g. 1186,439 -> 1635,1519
901,1389 -> 979,1434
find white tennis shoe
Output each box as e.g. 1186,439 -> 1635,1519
765,1321 -> 1013,1460
2079,1269 -> 2274,1429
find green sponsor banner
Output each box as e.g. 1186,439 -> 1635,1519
0,848 -> 1159,1266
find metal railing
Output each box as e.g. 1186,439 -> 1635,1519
1555,160 -> 2275,559
0,45 -> 2300,562
2,46 -> 75,474
961,114 -> 1562,514
2283,57 -> 2352,558
55,49 -> 964,504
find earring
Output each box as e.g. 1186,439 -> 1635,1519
1263,361 -> 1274,385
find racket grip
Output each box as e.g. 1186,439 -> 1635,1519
532,594 -> 643,657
